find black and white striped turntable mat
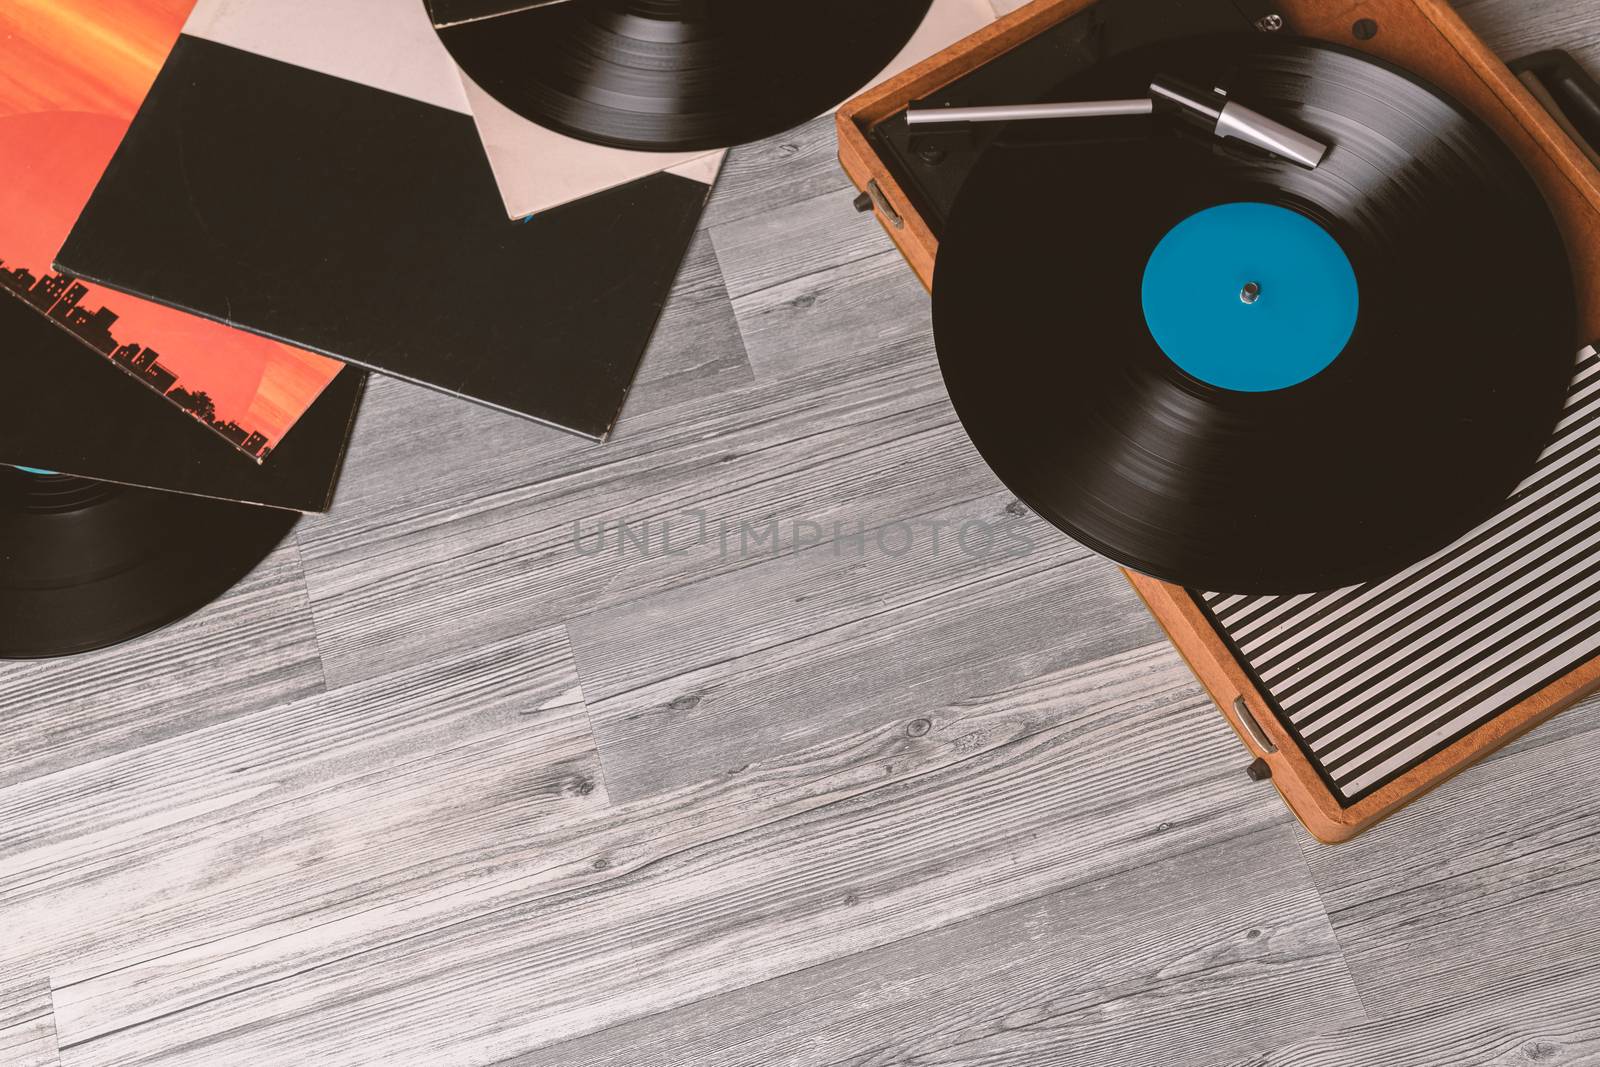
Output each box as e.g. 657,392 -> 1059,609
1198,344 -> 1600,803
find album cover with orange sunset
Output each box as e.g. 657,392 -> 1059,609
0,0 -> 344,461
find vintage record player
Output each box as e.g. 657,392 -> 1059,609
837,0 -> 1600,841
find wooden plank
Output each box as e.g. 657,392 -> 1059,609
564,463 -> 1057,700
583,553 -> 1157,805
575,493 -> 1163,805
1300,695 -> 1600,1020
709,186 -> 935,382
711,184 -> 904,304
1227,964 -> 1600,1066
0,980 -> 58,1067
297,336 -> 951,689
44,644 -> 1307,1066
729,245 -> 933,384
32,641 -> 1198,1063
1,627 -> 594,988
505,825 -> 1365,1067
0,539 -> 324,788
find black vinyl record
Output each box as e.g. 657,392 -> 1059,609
0,469 -> 295,659
434,0 -> 934,151
932,36 -> 1577,595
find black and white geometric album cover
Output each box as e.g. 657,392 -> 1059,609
56,0 -> 710,441
1200,345 -> 1600,804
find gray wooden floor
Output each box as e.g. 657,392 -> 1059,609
6,3 -> 1600,1064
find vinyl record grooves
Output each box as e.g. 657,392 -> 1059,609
932,36 -> 1577,595
0,469 -> 296,659
434,0 -> 934,151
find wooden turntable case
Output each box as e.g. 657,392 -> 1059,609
837,0 -> 1600,842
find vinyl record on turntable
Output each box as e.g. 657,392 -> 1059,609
433,0 -> 935,151
932,35 -> 1577,595
0,468 -> 296,659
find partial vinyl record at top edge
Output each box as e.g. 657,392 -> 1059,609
0,468 -> 296,659
932,35 -> 1577,595
432,0 -> 935,151
426,0 -> 569,28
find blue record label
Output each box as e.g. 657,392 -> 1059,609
1140,202 -> 1359,392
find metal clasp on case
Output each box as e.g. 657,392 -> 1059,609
1232,696 -> 1278,754
860,179 -> 904,229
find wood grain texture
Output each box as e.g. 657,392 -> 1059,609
298,335 -> 958,691
0,539 -> 325,787
3,2 -> 1600,1064
0,980 -> 58,1067
50,644 -> 1313,1066
710,185 -> 935,382
575,503 -> 1161,804
509,824 -> 1363,1067
699,115 -> 859,232
3,626 -> 597,1060
1297,694 -> 1600,1022
2,624 -> 590,962
1228,964 -> 1600,1066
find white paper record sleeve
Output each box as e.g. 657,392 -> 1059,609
446,0 -> 1003,220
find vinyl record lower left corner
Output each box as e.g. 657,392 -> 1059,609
0,467 -> 297,660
